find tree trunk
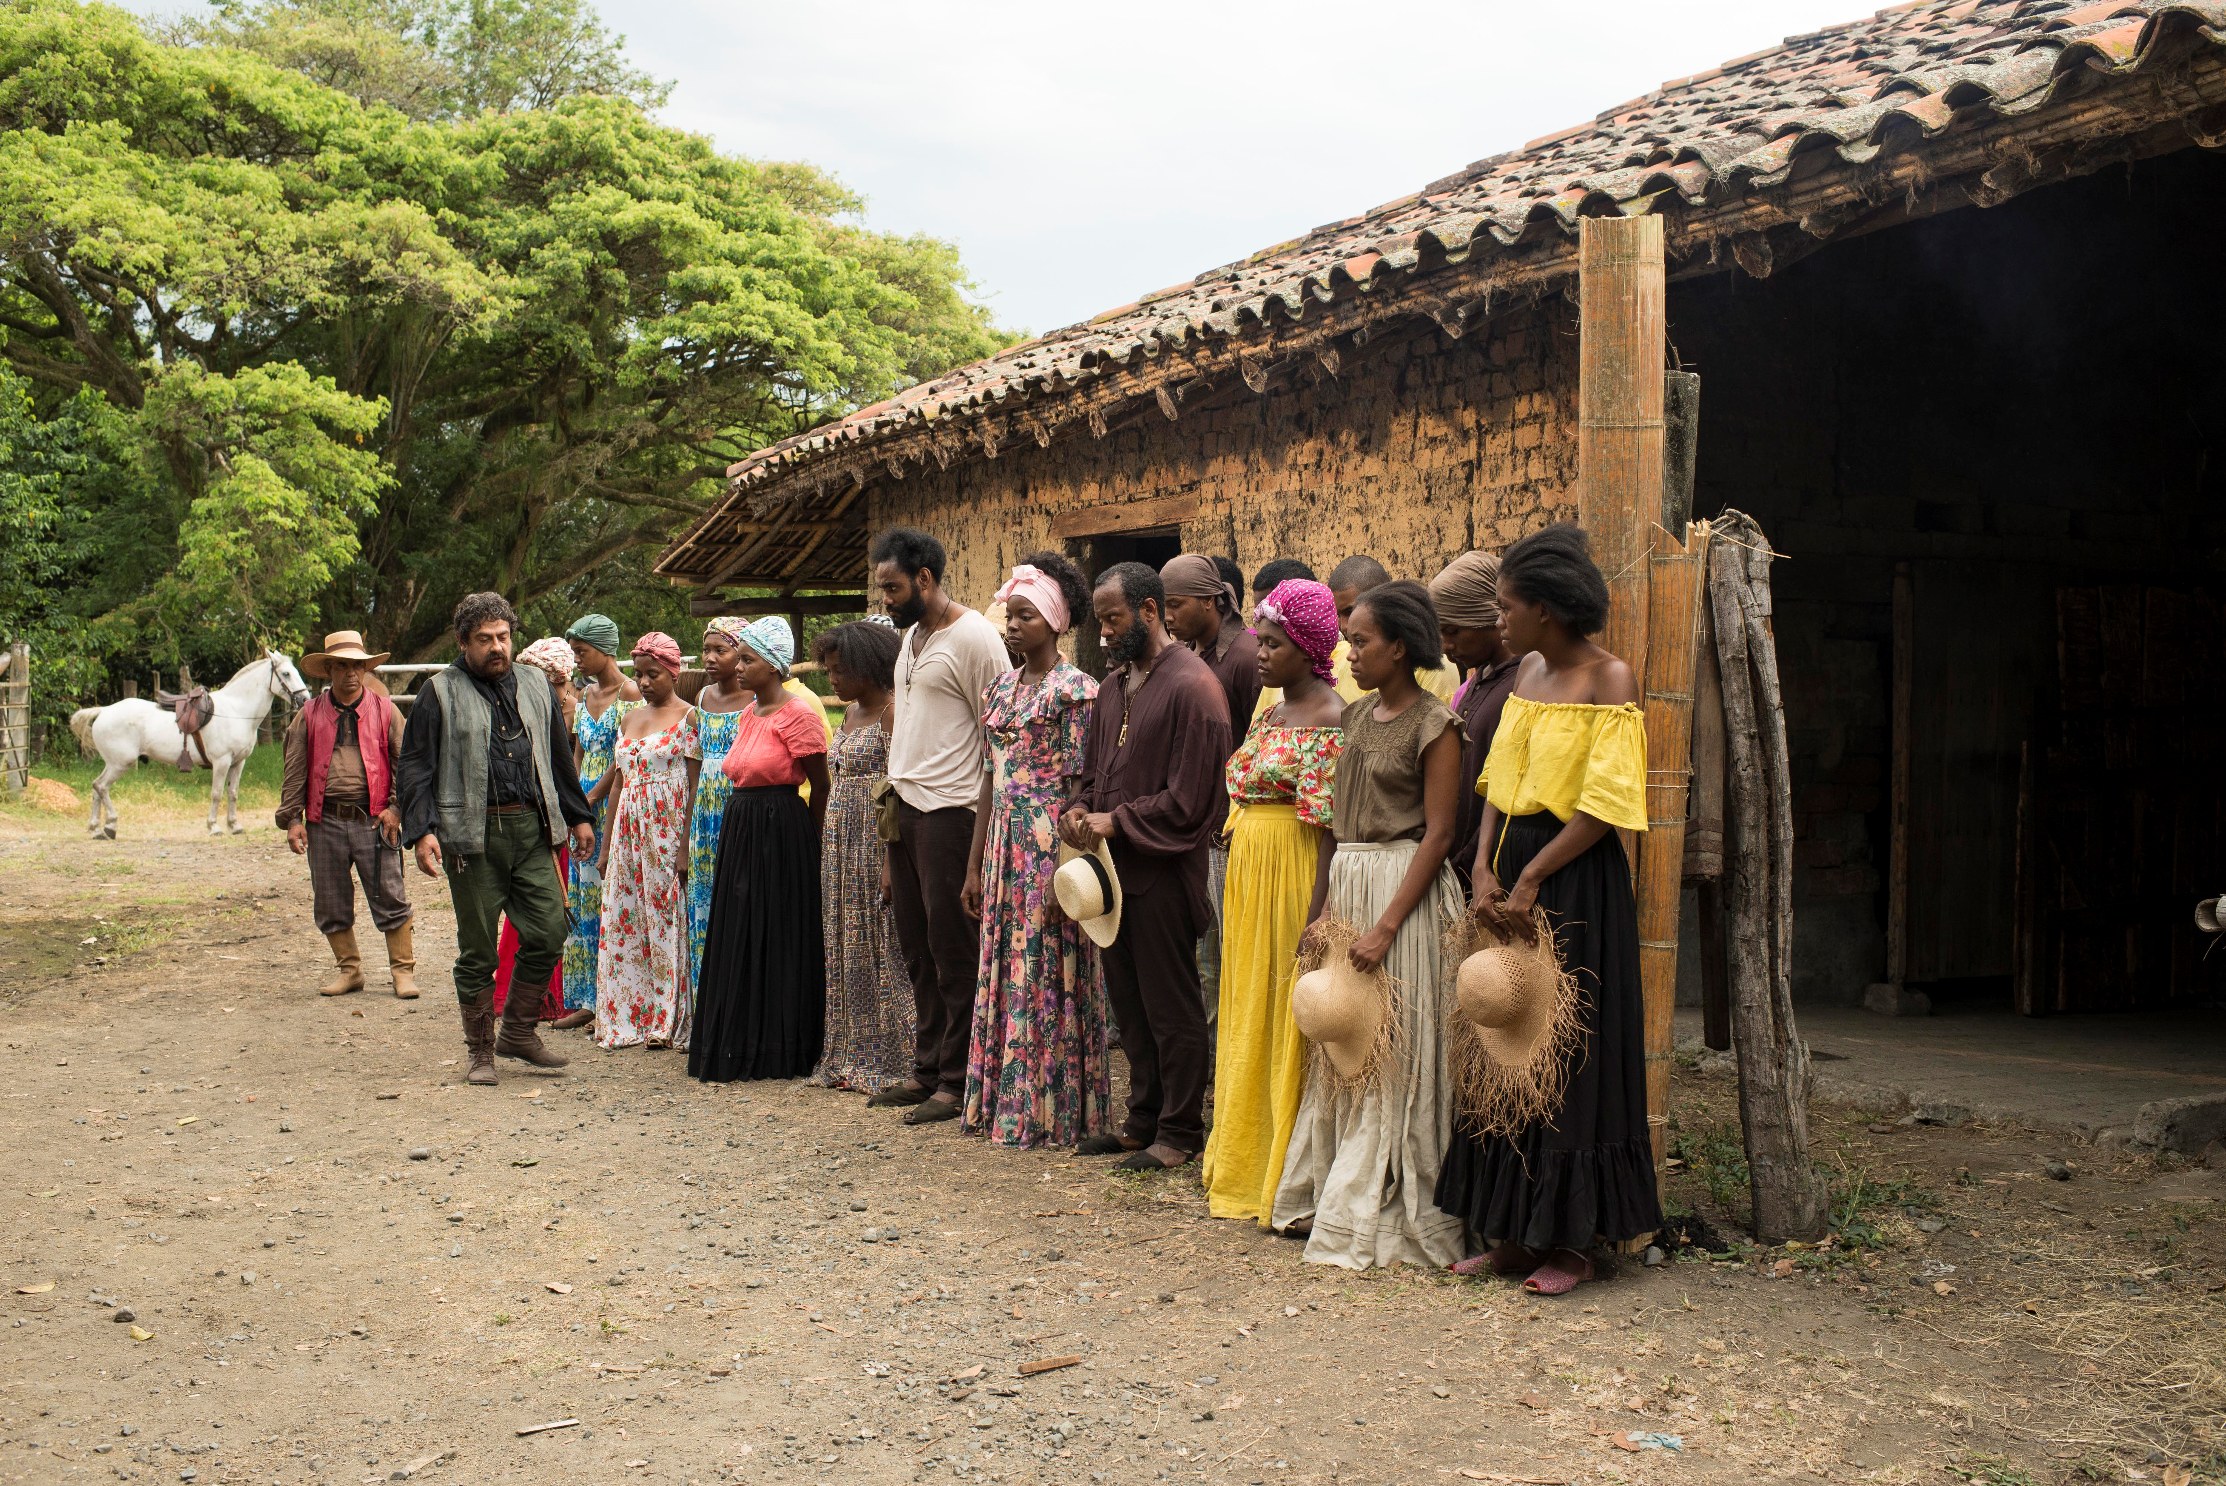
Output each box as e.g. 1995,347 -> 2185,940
1707,511 -> 1828,1242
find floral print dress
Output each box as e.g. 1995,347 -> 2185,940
962,663 -> 1110,1147
595,708 -> 697,1050
687,705 -> 743,988
563,696 -> 635,1013
812,715 -> 916,1091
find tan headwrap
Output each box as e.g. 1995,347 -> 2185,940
1430,550 -> 1503,630
1161,553 -> 1237,613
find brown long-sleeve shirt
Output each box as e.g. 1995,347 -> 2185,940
1204,616 -> 1260,764
1451,655 -> 1523,888
276,694 -> 406,829
1082,641 -> 1231,910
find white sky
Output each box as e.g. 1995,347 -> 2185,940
136,0 -> 1863,336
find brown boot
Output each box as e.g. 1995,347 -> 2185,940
495,998 -> 569,1069
319,930 -> 364,996
383,922 -> 419,999
460,995 -> 497,1085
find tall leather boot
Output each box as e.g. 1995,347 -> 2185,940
319,930 -> 364,996
495,986 -> 569,1070
461,995 -> 498,1085
383,922 -> 419,999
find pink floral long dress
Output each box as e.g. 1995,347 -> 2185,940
595,708 -> 698,1051
962,663 -> 1110,1147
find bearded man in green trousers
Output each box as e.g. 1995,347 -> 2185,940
395,592 -> 598,1085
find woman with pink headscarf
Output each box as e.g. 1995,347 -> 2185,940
1200,579 -> 1346,1223
954,553 -> 1111,1147
594,631 -> 700,1051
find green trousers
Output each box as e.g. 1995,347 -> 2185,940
445,810 -> 569,1007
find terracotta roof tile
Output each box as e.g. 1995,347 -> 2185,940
670,0 -> 2226,573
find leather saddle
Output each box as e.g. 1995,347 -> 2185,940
155,686 -> 215,769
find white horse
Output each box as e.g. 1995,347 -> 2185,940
69,651 -> 312,838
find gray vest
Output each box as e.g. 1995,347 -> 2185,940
426,663 -> 563,854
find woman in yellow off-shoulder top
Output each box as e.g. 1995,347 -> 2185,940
1433,524 -> 1662,1298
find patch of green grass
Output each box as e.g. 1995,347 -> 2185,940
1946,1453 -> 2037,1486
1823,1153 -> 1937,1254
1,749 -> 284,825
1667,1119 -> 1750,1211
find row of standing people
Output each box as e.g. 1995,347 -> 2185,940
283,523 -> 1657,1295
838,524 -> 1658,1295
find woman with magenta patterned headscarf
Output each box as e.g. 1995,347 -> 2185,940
1200,579 -> 1347,1223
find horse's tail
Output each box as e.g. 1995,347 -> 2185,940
69,706 -> 102,756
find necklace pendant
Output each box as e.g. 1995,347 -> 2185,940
1117,722 -> 1128,748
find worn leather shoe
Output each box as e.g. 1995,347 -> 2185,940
495,1023 -> 569,1069
866,1083 -> 930,1109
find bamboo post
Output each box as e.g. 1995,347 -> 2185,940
1580,214 -> 1672,1192
1638,524 -> 1708,1182
1577,214 -> 1666,682
0,640 -> 27,796
1709,511 -> 1828,1242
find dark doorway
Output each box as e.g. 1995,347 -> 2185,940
1068,527 -> 1181,677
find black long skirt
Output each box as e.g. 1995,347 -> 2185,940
1433,811 -> 1663,1251
688,785 -> 825,1082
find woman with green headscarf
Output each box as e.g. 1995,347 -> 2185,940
558,613 -> 641,1028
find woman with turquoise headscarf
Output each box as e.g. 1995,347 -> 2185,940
556,613 -> 640,1028
689,616 -> 832,1082
686,617 -> 752,992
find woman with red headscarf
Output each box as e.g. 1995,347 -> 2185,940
1200,579 -> 1346,1222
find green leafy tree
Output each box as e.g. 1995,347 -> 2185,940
0,0 -> 1007,692
177,0 -> 671,119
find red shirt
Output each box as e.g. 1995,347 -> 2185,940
722,696 -> 828,788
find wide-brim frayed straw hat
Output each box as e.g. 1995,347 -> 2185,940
302,630 -> 389,679
1445,910 -> 1585,1138
1052,838 -> 1122,949
1291,916 -> 1399,1088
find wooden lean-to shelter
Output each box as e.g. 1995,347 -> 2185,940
665,0 -> 2226,1137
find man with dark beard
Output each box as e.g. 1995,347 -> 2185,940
1060,563 -> 1231,1172
869,527 -> 1011,1125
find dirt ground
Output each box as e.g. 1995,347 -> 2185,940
1,781 -> 2221,1486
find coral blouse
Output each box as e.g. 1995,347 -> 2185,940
1475,695 -> 1648,832
722,695 -> 829,789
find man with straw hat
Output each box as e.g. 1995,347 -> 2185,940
1059,562 -> 1231,1172
277,629 -> 414,998
395,592 -> 597,1085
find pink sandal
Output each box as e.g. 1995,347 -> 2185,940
1521,1251 -> 1595,1296
1452,1243 -> 1537,1278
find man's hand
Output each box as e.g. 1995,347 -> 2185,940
376,807 -> 401,847
571,820 -> 597,857
414,836 -> 443,877
1059,808 -> 1114,849
878,857 -> 892,906
285,821 -> 308,856
960,872 -> 983,921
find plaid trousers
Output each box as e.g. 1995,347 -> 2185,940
308,812 -> 412,936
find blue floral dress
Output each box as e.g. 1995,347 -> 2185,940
563,697 -> 636,1013
688,705 -> 744,987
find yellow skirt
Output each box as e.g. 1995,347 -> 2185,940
1201,804 -> 1323,1223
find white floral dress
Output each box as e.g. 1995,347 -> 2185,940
595,708 -> 698,1050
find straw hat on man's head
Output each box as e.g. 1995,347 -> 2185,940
302,630 -> 390,679
1446,911 -> 1584,1138
1052,838 -> 1122,949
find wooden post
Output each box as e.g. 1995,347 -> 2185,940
0,640 -> 28,796
1580,214 -> 1672,1191
1638,524 -> 1708,1180
1578,214 -> 1666,681
1709,511 -> 1828,1243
